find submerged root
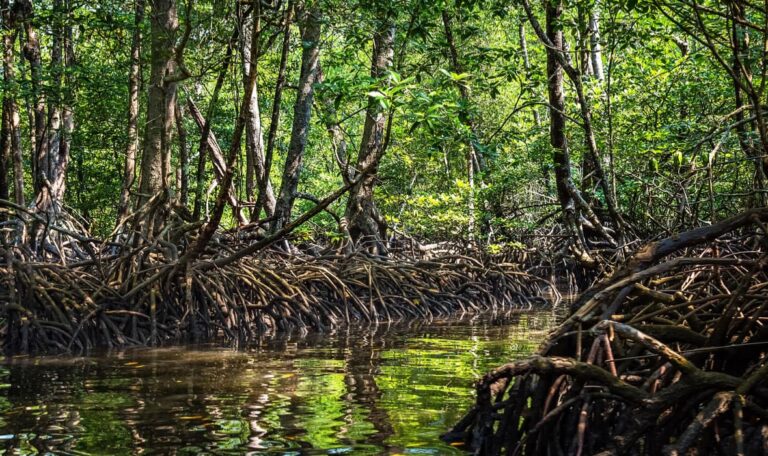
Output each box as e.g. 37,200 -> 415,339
446,208 -> 768,455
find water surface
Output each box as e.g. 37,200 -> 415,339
0,311 -> 559,455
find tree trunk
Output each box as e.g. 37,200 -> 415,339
589,1 -> 605,82
16,18 -> 34,178
518,20 -> 541,126
577,6 -> 593,77
0,3 -> 9,204
8,75 -> 24,206
544,0 -> 573,218
57,19 -> 75,203
17,0 -> 46,195
39,0 -> 74,211
187,97 -> 246,223
1,0 -> 22,206
442,10 -> 481,242
259,2 -> 293,220
178,1 -> 261,267
241,8 -> 275,221
580,2 -> 610,217
46,0 -> 64,201
175,98 -> 189,207
271,6 -> 321,232
190,23 -> 246,223
730,0 -> 766,206
118,0 -> 144,221
579,5 -> 597,199
344,19 -> 395,253
20,0 -> 74,218
0,102 -> 9,205
137,0 -> 178,209
523,0 -> 622,239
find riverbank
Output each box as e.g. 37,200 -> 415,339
1,241 -> 553,353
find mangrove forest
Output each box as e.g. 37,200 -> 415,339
1,0 -> 768,454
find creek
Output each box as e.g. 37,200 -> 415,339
0,311 -> 561,455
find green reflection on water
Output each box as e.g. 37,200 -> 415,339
0,311 -> 560,455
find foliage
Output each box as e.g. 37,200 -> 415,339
1,0 -> 764,240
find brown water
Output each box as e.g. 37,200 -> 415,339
0,311 -> 560,455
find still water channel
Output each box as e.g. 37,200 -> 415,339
0,311 -> 560,455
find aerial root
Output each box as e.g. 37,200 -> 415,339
446,208 -> 768,455
0,246 -> 550,353
0,194 -> 557,352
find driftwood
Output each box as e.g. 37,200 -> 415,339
445,208 -> 768,455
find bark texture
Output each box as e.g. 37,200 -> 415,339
272,6 -> 321,232
241,8 -> 275,220
137,0 -> 178,208
589,1 -> 604,81
39,0 -> 75,211
344,19 -> 395,252
1,0 -> 23,206
17,0 -> 45,195
259,2 -> 293,220
545,0 -> 572,217
118,0 -> 144,220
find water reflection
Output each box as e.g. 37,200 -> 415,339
0,311 -> 560,455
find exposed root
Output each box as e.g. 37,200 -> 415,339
446,208 -> 768,455
0,240 -> 551,353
